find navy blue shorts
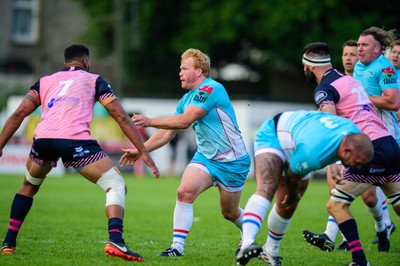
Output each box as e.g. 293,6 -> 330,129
30,138 -> 107,170
343,136 -> 400,184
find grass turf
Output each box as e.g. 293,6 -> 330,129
0,173 -> 398,265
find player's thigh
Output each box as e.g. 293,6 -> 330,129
78,156 -> 116,183
360,185 -> 377,206
335,180 -> 371,198
178,165 -> 213,200
26,157 -> 52,178
219,187 -> 241,211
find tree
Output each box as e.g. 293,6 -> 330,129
73,0 -> 400,101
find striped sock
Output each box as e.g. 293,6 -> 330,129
242,194 -> 270,248
108,217 -> 123,243
3,194 -> 33,246
171,202 -> 193,253
265,204 -> 291,256
338,219 -> 368,266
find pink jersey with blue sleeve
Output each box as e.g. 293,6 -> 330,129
31,66 -> 116,140
314,69 -> 389,141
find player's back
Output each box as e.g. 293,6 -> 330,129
34,67 -> 99,140
277,110 -> 360,175
330,74 -> 389,141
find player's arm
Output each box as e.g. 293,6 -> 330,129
368,88 -> 399,111
133,105 -> 207,130
318,103 -> 337,115
103,98 -> 159,176
120,129 -> 179,168
0,91 -> 39,153
103,98 -> 148,153
314,85 -> 339,115
143,128 -> 179,151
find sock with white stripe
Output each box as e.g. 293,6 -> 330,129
264,204 -> 292,257
171,201 -> 193,254
242,194 -> 270,248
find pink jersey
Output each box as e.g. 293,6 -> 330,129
314,69 -> 389,141
31,66 -> 115,140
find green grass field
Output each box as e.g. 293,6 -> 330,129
0,173 -> 398,266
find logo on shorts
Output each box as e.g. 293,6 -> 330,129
73,146 -> 90,158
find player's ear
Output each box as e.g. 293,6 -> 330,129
196,68 -> 203,76
83,57 -> 90,70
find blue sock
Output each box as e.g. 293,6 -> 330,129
338,219 -> 368,266
3,194 -> 33,246
108,218 -> 123,243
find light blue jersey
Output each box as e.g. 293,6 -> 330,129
254,110 -> 361,176
176,77 -> 248,162
354,54 -> 400,143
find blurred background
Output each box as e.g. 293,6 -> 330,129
0,0 -> 399,176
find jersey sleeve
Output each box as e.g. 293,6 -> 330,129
314,84 -> 340,109
95,76 -> 117,105
379,66 -> 399,90
30,80 -> 40,94
191,85 -> 218,112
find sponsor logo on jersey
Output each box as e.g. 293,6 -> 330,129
381,66 -> 397,85
295,161 -> 309,173
194,86 -> 214,103
369,164 -> 386,173
314,91 -> 327,104
48,96 -> 80,108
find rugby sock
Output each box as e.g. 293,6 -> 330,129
376,187 -> 391,226
366,201 -> 386,233
324,215 -> 340,242
171,201 -> 193,254
108,218 -> 123,243
264,204 -> 291,256
3,193 -> 33,246
242,194 -> 270,248
338,219 -> 368,266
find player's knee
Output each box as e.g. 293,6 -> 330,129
326,199 -> 335,214
176,186 -> 194,202
221,208 -> 237,221
96,167 -> 126,208
25,168 -> 45,186
362,195 -> 377,207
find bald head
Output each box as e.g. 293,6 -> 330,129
338,133 -> 374,168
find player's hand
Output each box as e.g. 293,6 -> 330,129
141,152 -> 160,178
329,164 -> 345,185
119,148 -> 140,167
396,110 -> 400,121
132,114 -> 151,128
331,175 -> 346,185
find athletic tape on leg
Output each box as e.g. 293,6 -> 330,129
96,167 -> 126,208
25,168 -> 45,185
331,188 -> 356,204
387,192 -> 400,206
